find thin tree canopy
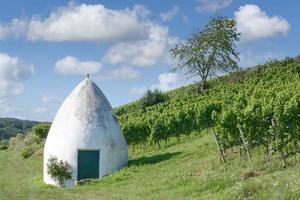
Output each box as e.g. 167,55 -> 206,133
170,15 -> 240,94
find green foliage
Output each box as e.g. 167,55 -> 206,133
140,88 -> 168,108
8,133 -> 44,158
32,123 -> 51,139
114,100 -> 141,116
8,133 -> 26,151
0,140 -> 8,150
47,156 -> 72,187
115,57 -> 300,164
170,15 -> 240,94
21,146 -> 35,159
0,118 -> 40,140
211,58 -> 300,164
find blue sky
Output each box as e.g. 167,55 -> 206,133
0,0 -> 299,121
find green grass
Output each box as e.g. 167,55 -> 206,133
1,133 -> 300,200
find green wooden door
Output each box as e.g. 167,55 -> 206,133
78,150 -> 99,181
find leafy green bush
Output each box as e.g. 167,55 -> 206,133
47,156 -> 72,187
0,140 -> 8,150
141,89 -> 168,108
32,123 -> 51,139
21,146 -> 35,159
9,132 -> 44,158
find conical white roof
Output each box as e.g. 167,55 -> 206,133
43,78 -> 128,187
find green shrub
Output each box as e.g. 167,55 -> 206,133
47,156 -> 72,187
0,140 -> 8,150
24,133 -> 42,145
9,133 -> 44,158
32,124 -> 51,139
141,89 -> 168,108
21,146 -> 35,159
9,133 -> 26,151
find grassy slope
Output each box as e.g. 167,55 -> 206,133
1,132 -> 300,200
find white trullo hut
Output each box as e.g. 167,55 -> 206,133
43,76 -> 128,187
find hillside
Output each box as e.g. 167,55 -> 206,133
0,118 -> 40,140
116,56 -> 300,115
1,57 -> 300,199
115,57 -> 300,155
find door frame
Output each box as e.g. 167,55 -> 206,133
77,148 -> 101,181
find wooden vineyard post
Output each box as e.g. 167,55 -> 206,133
271,118 -> 287,167
211,128 -> 226,164
239,127 -> 251,161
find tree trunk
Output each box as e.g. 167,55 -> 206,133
280,149 -> 287,167
199,79 -> 207,95
239,128 -> 251,161
264,144 -> 270,161
211,128 -> 226,163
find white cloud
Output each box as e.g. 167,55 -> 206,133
31,95 -> 62,121
27,3 -> 150,42
0,102 -> 24,119
130,72 -> 185,95
151,72 -> 185,91
129,86 -> 147,95
55,56 -> 140,80
42,95 -> 61,104
0,53 -> 34,114
160,6 -> 179,22
235,4 -> 290,42
196,0 -> 233,13
239,52 -> 284,67
98,66 -> 140,80
103,24 -> 178,68
0,18 -> 28,40
55,56 -> 102,76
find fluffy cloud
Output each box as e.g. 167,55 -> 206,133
55,56 -> 140,80
42,95 -> 61,104
130,72 -> 185,95
129,86 -> 147,95
0,18 -> 28,40
151,72 -> 184,91
196,0 -> 233,13
27,3 -> 150,42
160,6 -> 179,22
32,95 -> 62,121
0,53 -> 34,113
99,66 -> 140,80
28,2 -> 178,72
103,24 -> 178,68
55,56 -> 102,76
235,4 -> 290,42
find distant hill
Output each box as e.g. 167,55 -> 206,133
0,118 -> 41,140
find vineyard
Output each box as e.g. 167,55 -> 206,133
1,57 -> 300,199
115,57 -> 300,165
